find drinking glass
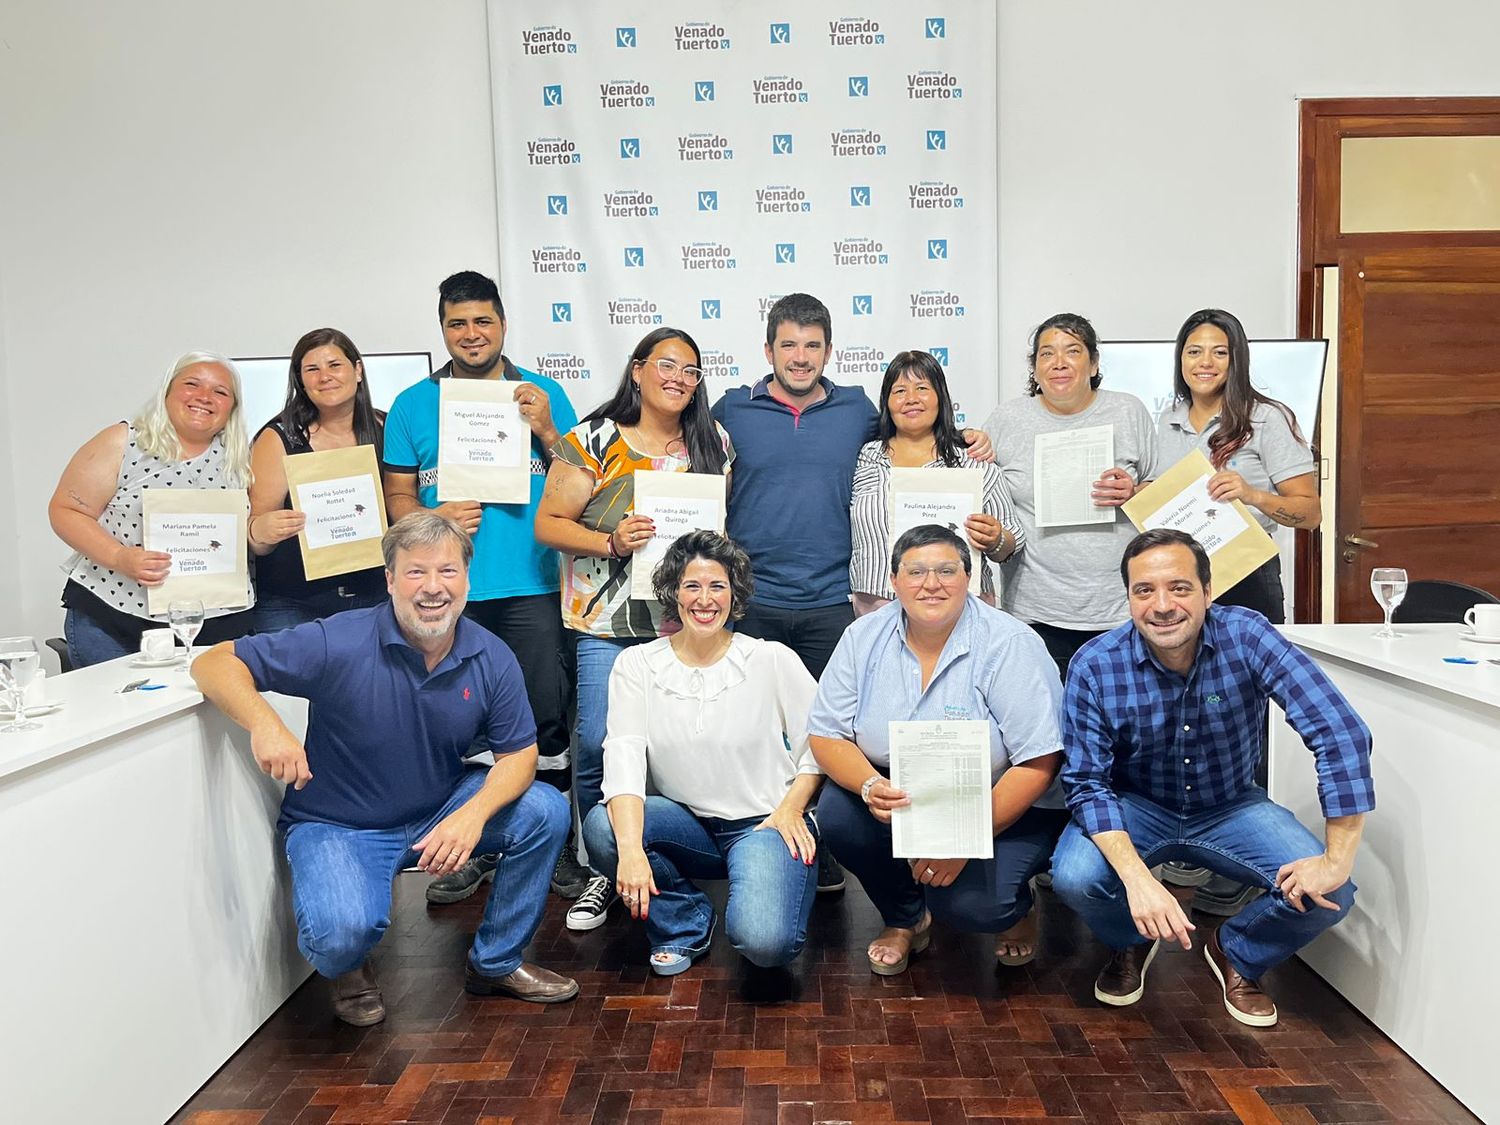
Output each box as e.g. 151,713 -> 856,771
168,600 -> 206,671
0,636 -> 43,733
1370,567 -> 1408,639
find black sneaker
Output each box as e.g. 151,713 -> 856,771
1194,874 -> 1263,917
1160,861 -> 1212,888
816,849 -> 846,894
565,874 -> 616,931
551,847 -> 591,899
425,853 -> 498,905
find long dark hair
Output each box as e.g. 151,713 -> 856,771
1172,309 -> 1304,469
875,350 -> 966,465
1026,312 -> 1103,397
276,328 -> 382,448
585,327 -> 727,474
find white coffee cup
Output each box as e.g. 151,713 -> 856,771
140,629 -> 176,661
1463,603 -> 1500,637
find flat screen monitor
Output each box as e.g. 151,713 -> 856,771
233,352 -> 433,435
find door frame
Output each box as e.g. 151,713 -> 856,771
1294,97 -> 1500,620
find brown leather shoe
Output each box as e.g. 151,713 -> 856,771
1093,939 -> 1159,1006
1204,927 -> 1278,1027
465,960 -> 579,1003
330,962 -> 385,1027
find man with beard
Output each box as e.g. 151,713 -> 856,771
383,271 -> 589,906
192,513 -> 577,1026
1050,528 -> 1374,1027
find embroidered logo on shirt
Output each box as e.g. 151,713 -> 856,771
463,687 -> 472,701
1205,693 -> 1223,705
943,704 -> 971,719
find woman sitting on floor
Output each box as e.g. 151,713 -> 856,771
581,530 -> 822,975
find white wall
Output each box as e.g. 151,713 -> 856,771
4,0 -> 1499,646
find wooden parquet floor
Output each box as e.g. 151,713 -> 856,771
173,875 -> 1477,1125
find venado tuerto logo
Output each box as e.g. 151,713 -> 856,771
848,76 -> 869,97
926,129 -> 947,151
532,245 -> 587,274
753,76 -> 806,105
542,85 -> 563,107
551,302 -> 572,323
834,238 -> 886,267
546,194 -> 568,216
925,17 -> 946,39
701,299 -> 722,320
599,80 -> 655,109
527,137 -> 580,167
676,22 -> 730,50
929,346 -> 950,366
679,132 -> 733,161
619,138 -> 641,159
694,80 -> 716,102
535,352 -> 591,382
828,18 -> 883,46
609,297 -> 662,327
757,294 -> 789,322
603,190 -> 658,218
615,27 -> 636,48
910,290 -> 966,318
834,345 -> 887,376
769,22 -> 791,44
851,295 -> 873,316
697,190 -> 719,212
681,242 -> 736,270
623,247 -> 646,268
849,186 -> 871,208
774,243 -> 796,265
909,180 -> 965,209
699,349 -> 739,380
831,129 -> 885,157
908,70 -> 964,100
772,134 -> 793,155
927,239 -> 948,260
757,185 -> 810,214
522,26 -> 576,56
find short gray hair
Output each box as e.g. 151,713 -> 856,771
381,512 -> 473,570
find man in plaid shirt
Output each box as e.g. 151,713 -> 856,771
1051,529 -> 1373,1027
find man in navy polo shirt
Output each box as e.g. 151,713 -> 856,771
193,513 -> 577,1026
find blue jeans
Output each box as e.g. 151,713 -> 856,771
253,588 -> 385,634
283,770 -> 568,978
573,634 -> 652,817
817,780 -> 1066,931
63,599 -> 256,668
1050,789 -> 1355,981
582,797 -> 819,967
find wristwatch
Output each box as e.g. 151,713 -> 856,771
860,774 -> 882,805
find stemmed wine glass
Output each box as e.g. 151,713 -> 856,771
168,599 -> 206,672
1370,567 -> 1408,639
0,636 -> 43,733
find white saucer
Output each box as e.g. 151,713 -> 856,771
1,700 -> 64,718
130,654 -> 186,668
1458,631 -> 1500,645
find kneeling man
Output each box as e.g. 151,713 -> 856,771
1051,528 -> 1373,1026
194,512 -> 577,1025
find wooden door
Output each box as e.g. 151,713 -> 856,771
1335,247 -> 1500,621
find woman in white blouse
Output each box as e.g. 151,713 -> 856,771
581,530 -> 822,976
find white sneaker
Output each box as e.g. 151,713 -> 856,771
565,874 -> 616,932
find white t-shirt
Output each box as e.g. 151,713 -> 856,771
601,633 -> 821,822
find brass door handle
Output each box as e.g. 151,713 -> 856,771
1343,535 -> 1379,550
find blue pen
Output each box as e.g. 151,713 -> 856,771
139,682 -> 168,690
1443,657 -> 1478,665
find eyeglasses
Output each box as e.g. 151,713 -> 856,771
650,357 -> 704,386
897,563 -> 965,583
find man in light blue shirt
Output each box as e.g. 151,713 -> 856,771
807,524 -> 1068,974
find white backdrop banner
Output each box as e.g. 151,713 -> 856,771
488,1 -> 998,426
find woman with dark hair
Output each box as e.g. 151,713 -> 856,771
809,524 -> 1067,974
536,327 -> 735,931
247,328 -> 388,632
580,530 -> 821,976
982,313 -> 1156,679
1155,309 -> 1319,622
849,351 -> 1023,615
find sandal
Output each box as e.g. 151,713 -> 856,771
649,915 -> 716,977
995,877 -> 1041,967
867,913 -> 933,976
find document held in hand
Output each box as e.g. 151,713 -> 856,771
437,378 -> 529,504
629,470 -> 727,599
887,466 -> 984,595
284,445 -> 388,580
142,487 -> 250,614
1034,425 -> 1116,527
1122,448 -> 1277,596
889,720 -> 995,860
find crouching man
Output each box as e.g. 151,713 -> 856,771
193,512 -> 577,1025
1051,528 -> 1373,1027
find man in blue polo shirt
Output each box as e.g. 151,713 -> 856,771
193,513 -> 578,1026
1052,528 -> 1374,1028
384,271 -> 589,905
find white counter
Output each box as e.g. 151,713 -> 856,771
1269,623 -> 1497,1124
0,656 -> 310,1125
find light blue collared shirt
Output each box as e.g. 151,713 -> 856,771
807,595 -> 1066,808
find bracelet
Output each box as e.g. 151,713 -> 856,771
605,528 -> 619,559
859,774 -> 882,805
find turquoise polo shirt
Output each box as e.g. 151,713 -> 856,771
383,359 -> 577,601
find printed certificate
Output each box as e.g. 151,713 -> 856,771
142,488 -> 250,614
1123,448 -> 1277,596
285,445 -> 388,579
889,720 -> 995,860
630,470 -> 727,599
1035,425 -> 1116,526
437,378 -> 528,504
888,466 -> 984,595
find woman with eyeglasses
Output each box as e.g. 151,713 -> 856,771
535,327 -> 734,932
807,524 -> 1068,975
